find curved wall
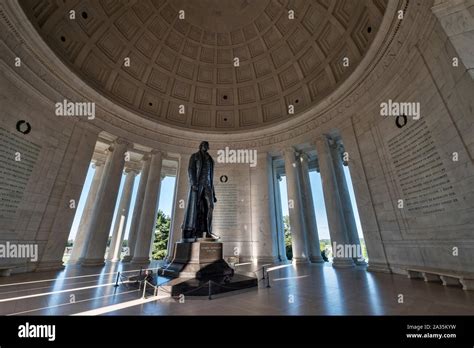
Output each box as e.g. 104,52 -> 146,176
1,0 -> 473,274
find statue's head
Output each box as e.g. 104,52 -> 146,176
199,141 -> 209,152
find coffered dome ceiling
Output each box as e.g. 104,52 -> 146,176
21,0 -> 388,132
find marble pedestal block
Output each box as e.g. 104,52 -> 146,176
158,240 -> 258,297
159,240 -> 234,279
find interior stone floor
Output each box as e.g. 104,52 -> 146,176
0,262 -> 473,316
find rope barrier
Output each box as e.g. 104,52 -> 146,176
141,277 -> 176,298
142,280 -> 147,299
129,262 -> 278,300
119,266 -> 162,275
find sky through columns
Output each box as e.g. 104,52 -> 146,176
68,165 -> 176,241
69,162 -> 361,242
278,166 -> 363,240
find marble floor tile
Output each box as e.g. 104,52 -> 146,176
0,262 -> 473,315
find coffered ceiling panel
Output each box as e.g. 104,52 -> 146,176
21,0 -> 387,132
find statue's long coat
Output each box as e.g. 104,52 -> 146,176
182,151 -> 215,237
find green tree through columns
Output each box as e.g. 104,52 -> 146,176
152,210 -> 170,260
283,215 -> 292,260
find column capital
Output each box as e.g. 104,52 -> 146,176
283,147 -> 298,169
124,167 -> 139,175
107,142 -> 130,154
315,133 -> 328,144
329,139 -> 347,166
298,152 -> 310,163
314,157 -> 320,173
142,150 -> 162,160
328,137 -> 338,149
91,159 -> 105,168
107,138 -> 133,153
115,137 -> 132,147
316,134 -> 339,150
283,146 -> 296,154
150,149 -> 162,156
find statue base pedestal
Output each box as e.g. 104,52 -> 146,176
159,241 -> 234,279
158,241 -> 257,297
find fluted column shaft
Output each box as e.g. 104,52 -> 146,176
122,156 -> 151,262
272,171 -> 288,262
107,169 -> 136,262
315,135 -> 354,268
131,151 -> 163,264
298,153 -> 324,263
283,148 -> 309,263
81,139 -> 129,266
166,154 -> 190,261
69,161 -> 105,264
330,143 -> 365,264
148,175 -> 166,257
36,124 -> 100,271
250,152 -> 279,262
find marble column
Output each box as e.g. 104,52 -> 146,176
68,160 -> 105,264
340,120 -> 390,272
166,154 -> 190,262
106,168 -> 137,262
330,141 -> 366,265
122,155 -> 151,262
315,135 -> 354,268
147,174 -> 166,258
273,171 -> 288,262
81,139 -> 129,266
36,123 -> 100,271
131,151 -> 163,264
297,153 -> 324,263
283,147 -> 309,263
250,151 -> 279,262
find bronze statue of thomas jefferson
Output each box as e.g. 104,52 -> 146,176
182,141 -> 218,240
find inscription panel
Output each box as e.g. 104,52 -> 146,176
213,183 -> 238,228
200,243 -> 222,260
387,120 -> 457,215
0,127 -> 41,219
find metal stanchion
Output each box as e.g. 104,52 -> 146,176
142,281 -> 147,299
261,266 -> 266,280
208,281 -> 212,300
114,272 -> 120,287
266,270 -> 271,288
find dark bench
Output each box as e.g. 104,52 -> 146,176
0,267 -> 13,277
